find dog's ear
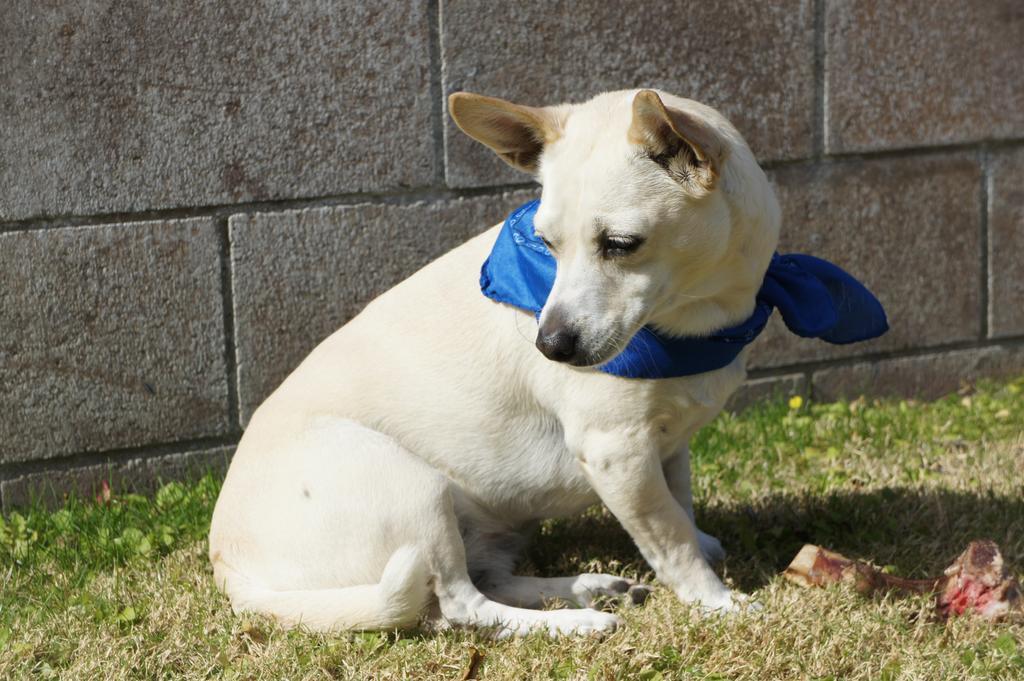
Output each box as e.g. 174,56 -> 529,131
628,90 -> 727,191
448,92 -> 564,174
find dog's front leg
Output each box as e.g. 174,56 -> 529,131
663,446 -> 726,563
576,433 -> 740,611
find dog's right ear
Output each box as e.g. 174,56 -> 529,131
629,90 -> 727,192
448,92 -> 564,174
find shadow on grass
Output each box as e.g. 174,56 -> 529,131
526,488 -> 1024,593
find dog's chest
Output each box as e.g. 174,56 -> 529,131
411,353 -> 745,526
483,426 -> 596,520
467,389 -> 715,523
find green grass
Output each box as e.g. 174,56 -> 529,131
2,377 -> 1023,680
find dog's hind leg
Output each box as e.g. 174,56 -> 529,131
478,573 -> 652,609
433,567 -> 623,637
428,517 -> 622,637
458,527 -> 652,611
210,419 -> 448,631
663,445 -> 726,563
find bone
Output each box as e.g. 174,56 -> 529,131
936,540 -> 1021,621
783,540 -> 1021,621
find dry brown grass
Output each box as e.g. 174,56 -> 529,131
2,383 -> 1023,680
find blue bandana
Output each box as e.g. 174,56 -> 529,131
480,200 -> 889,379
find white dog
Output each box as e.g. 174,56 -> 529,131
209,89 -> 782,636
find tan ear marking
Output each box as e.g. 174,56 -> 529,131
448,92 -> 563,174
629,89 -> 726,189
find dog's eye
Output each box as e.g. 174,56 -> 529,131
601,235 -> 644,258
538,235 -> 555,253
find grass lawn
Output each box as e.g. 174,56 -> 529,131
2,377 -> 1023,680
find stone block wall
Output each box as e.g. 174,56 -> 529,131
1,0 -> 1021,508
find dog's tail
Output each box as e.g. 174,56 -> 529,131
213,545 -> 431,632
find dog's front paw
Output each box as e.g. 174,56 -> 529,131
676,583 -> 759,614
572,574 -> 653,609
696,528 -> 726,564
545,609 -> 622,637
700,589 -> 762,614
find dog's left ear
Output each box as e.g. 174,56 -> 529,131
448,92 -> 565,174
628,90 -> 727,191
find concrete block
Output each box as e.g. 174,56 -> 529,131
441,0 -> 816,187
1,446 -> 234,510
0,1 -> 435,221
988,147 -> 1024,338
812,345 -> 1024,402
825,0 -> 1024,152
0,218 -> 231,462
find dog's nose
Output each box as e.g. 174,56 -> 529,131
536,322 -> 579,363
